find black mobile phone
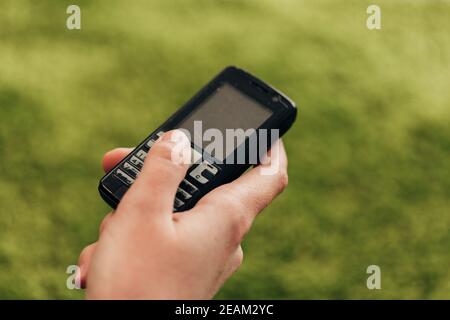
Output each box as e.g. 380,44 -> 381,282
99,66 -> 297,212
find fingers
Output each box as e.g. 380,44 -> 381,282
222,246 -> 244,280
195,139 -> 288,247
78,243 -> 97,289
211,246 -> 244,296
122,130 -> 191,215
99,212 -> 114,234
102,148 -> 133,173
78,213 -> 114,288
222,139 -> 288,214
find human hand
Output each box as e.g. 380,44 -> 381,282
78,130 -> 288,299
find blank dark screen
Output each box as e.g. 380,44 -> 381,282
177,83 -> 272,160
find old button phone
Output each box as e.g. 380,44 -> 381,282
99,66 -> 297,212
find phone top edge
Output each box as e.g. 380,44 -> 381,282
223,66 -> 297,110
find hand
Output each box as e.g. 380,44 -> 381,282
78,130 -> 288,299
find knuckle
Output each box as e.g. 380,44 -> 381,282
99,213 -> 112,234
228,209 -> 251,245
200,187 -> 254,245
212,189 -> 253,245
148,141 -> 187,172
276,169 -> 289,193
150,140 -> 176,160
235,247 -> 244,268
78,244 -> 93,266
208,189 -> 241,213
229,247 -> 244,274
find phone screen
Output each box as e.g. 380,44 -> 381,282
178,83 -> 272,160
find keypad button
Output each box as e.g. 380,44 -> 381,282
174,197 -> 185,209
176,188 -> 192,201
201,169 -> 216,181
189,161 -> 219,184
115,169 -> 135,185
191,172 -> 206,184
146,139 -> 156,148
129,156 -> 144,170
145,131 -> 164,149
123,162 -> 140,179
180,179 -> 198,194
136,149 -> 147,161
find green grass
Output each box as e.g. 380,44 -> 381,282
0,0 -> 449,299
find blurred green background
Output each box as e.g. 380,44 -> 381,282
0,0 -> 449,299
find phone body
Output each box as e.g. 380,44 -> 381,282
99,66 -> 297,212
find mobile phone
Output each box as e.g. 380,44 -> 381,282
99,66 -> 297,212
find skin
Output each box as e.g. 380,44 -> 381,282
78,130 -> 288,299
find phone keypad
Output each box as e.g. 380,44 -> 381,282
115,169 -> 135,185
129,156 -> 144,170
174,198 -> 185,209
112,130 -> 220,212
123,162 -> 140,179
136,149 -> 147,161
180,179 -> 198,195
189,161 -> 219,184
146,139 -> 156,148
176,188 -> 192,201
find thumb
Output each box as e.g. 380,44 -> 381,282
121,130 -> 191,215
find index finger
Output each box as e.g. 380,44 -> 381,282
191,139 -> 288,246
